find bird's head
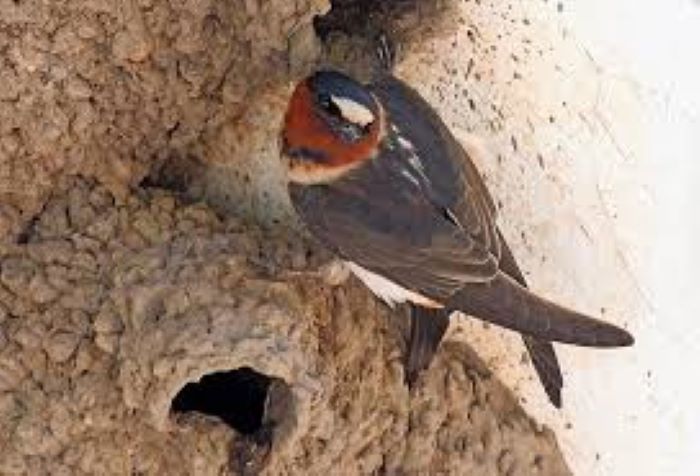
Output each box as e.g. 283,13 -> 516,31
281,70 -> 384,185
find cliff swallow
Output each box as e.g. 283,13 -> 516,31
280,68 -> 634,407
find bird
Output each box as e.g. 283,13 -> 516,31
279,67 -> 634,407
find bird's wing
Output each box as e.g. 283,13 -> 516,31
370,75 -> 503,259
290,75 -> 508,301
369,75 -> 498,211
291,172 -> 499,300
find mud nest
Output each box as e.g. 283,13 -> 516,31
0,0 -> 571,474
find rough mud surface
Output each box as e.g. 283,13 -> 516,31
0,0 -> 326,239
0,179 -> 569,475
0,0 -> 571,474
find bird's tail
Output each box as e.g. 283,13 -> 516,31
522,335 -> 563,407
404,306 -> 450,386
496,230 -> 563,407
448,274 -> 634,347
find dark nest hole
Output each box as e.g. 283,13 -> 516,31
171,367 -> 279,435
314,0 -> 446,40
139,153 -> 206,196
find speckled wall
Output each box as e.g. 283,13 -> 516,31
386,1 -> 698,476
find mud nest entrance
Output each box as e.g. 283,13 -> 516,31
171,367 -> 275,435
314,0 -> 444,40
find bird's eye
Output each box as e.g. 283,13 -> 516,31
318,93 -> 331,109
317,93 -> 343,118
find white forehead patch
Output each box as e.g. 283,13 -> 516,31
331,95 -> 375,127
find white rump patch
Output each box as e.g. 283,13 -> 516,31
346,262 -> 444,309
331,95 -> 375,127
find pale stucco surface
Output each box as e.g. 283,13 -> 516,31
393,1 -> 698,475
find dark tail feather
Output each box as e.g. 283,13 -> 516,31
448,273 -> 634,347
405,306 -> 450,386
497,230 -> 563,407
522,335 -> 563,407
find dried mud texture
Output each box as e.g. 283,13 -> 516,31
0,0 -> 572,474
0,0 -> 327,240
0,179 -> 569,475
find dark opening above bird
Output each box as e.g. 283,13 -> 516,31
280,68 -> 634,408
